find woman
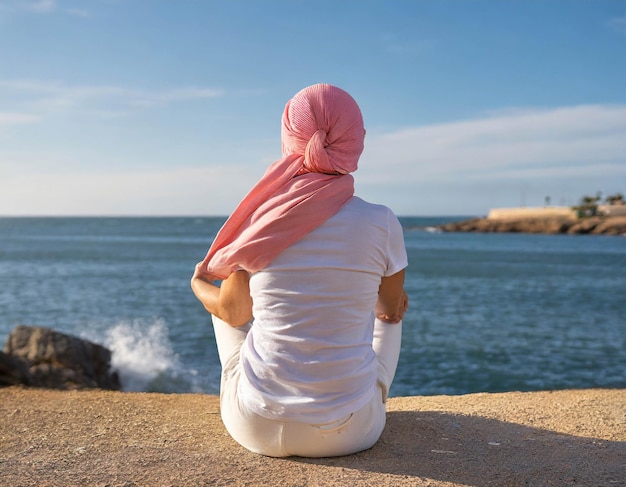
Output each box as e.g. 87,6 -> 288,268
191,83 -> 408,458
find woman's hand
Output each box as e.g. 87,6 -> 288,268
191,265 -> 253,327
376,289 -> 408,323
191,262 -> 220,313
191,262 -> 216,285
395,289 -> 409,321
375,270 -> 408,324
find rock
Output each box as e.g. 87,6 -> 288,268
438,218 -> 484,232
566,218 -> 599,234
2,325 -> 121,391
590,216 -> 626,235
516,219 -> 572,234
0,351 -> 32,387
438,216 -> 626,236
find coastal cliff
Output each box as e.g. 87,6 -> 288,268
1,387 -> 623,486
438,216 -> 626,235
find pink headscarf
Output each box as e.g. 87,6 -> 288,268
200,84 -> 365,280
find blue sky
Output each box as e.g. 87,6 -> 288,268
1,0 -> 625,216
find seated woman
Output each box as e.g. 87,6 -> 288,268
191,83 -> 408,458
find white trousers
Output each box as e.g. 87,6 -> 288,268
212,315 -> 402,457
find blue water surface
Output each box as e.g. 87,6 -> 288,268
0,216 -> 624,396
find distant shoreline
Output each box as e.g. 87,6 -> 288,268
2,214 -> 625,236
437,215 -> 626,236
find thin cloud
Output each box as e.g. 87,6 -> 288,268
0,159 -> 261,216
3,103 -> 623,216
380,34 -> 435,55
360,104 -> 626,184
0,0 -> 91,17
1,79 -> 225,118
25,0 -> 55,13
130,87 -> 226,108
608,16 -> 626,33
158,87 -> 225,102
0,112 -> 41,125
0,0 -> 57,14
66,8 -> 91,18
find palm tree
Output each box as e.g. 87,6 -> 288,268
577,194 -> 600,217
604,193 -> 624,205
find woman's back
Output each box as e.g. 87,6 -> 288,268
239,197 -> 407,423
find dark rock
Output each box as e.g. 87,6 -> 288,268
567,218 -> 599,234
0,351 -> 33,387
2,325 -> 121,391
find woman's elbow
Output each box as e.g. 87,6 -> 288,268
223,311 -> 253,328
219,300 -> 253,327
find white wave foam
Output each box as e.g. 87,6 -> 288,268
103,319 -> 193,392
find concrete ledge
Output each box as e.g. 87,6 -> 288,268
1,388 -> 623,486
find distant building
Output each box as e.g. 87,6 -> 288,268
487,207 -> 578,221
597,205 -> 626,217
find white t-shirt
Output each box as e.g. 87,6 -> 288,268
238,196 -> 408,424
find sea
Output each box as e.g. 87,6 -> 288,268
1,216 -> 624,397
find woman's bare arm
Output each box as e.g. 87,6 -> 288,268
190,265 -> 253,327
375,269 -> 408,324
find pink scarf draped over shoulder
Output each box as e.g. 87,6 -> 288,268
200,83 -> 366,281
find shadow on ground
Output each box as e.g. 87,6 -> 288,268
296,411 -> 625,486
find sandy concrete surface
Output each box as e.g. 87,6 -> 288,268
1,387 -> 624,486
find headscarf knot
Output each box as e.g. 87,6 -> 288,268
305,129 -> 336,174
200,83 -> 365,280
